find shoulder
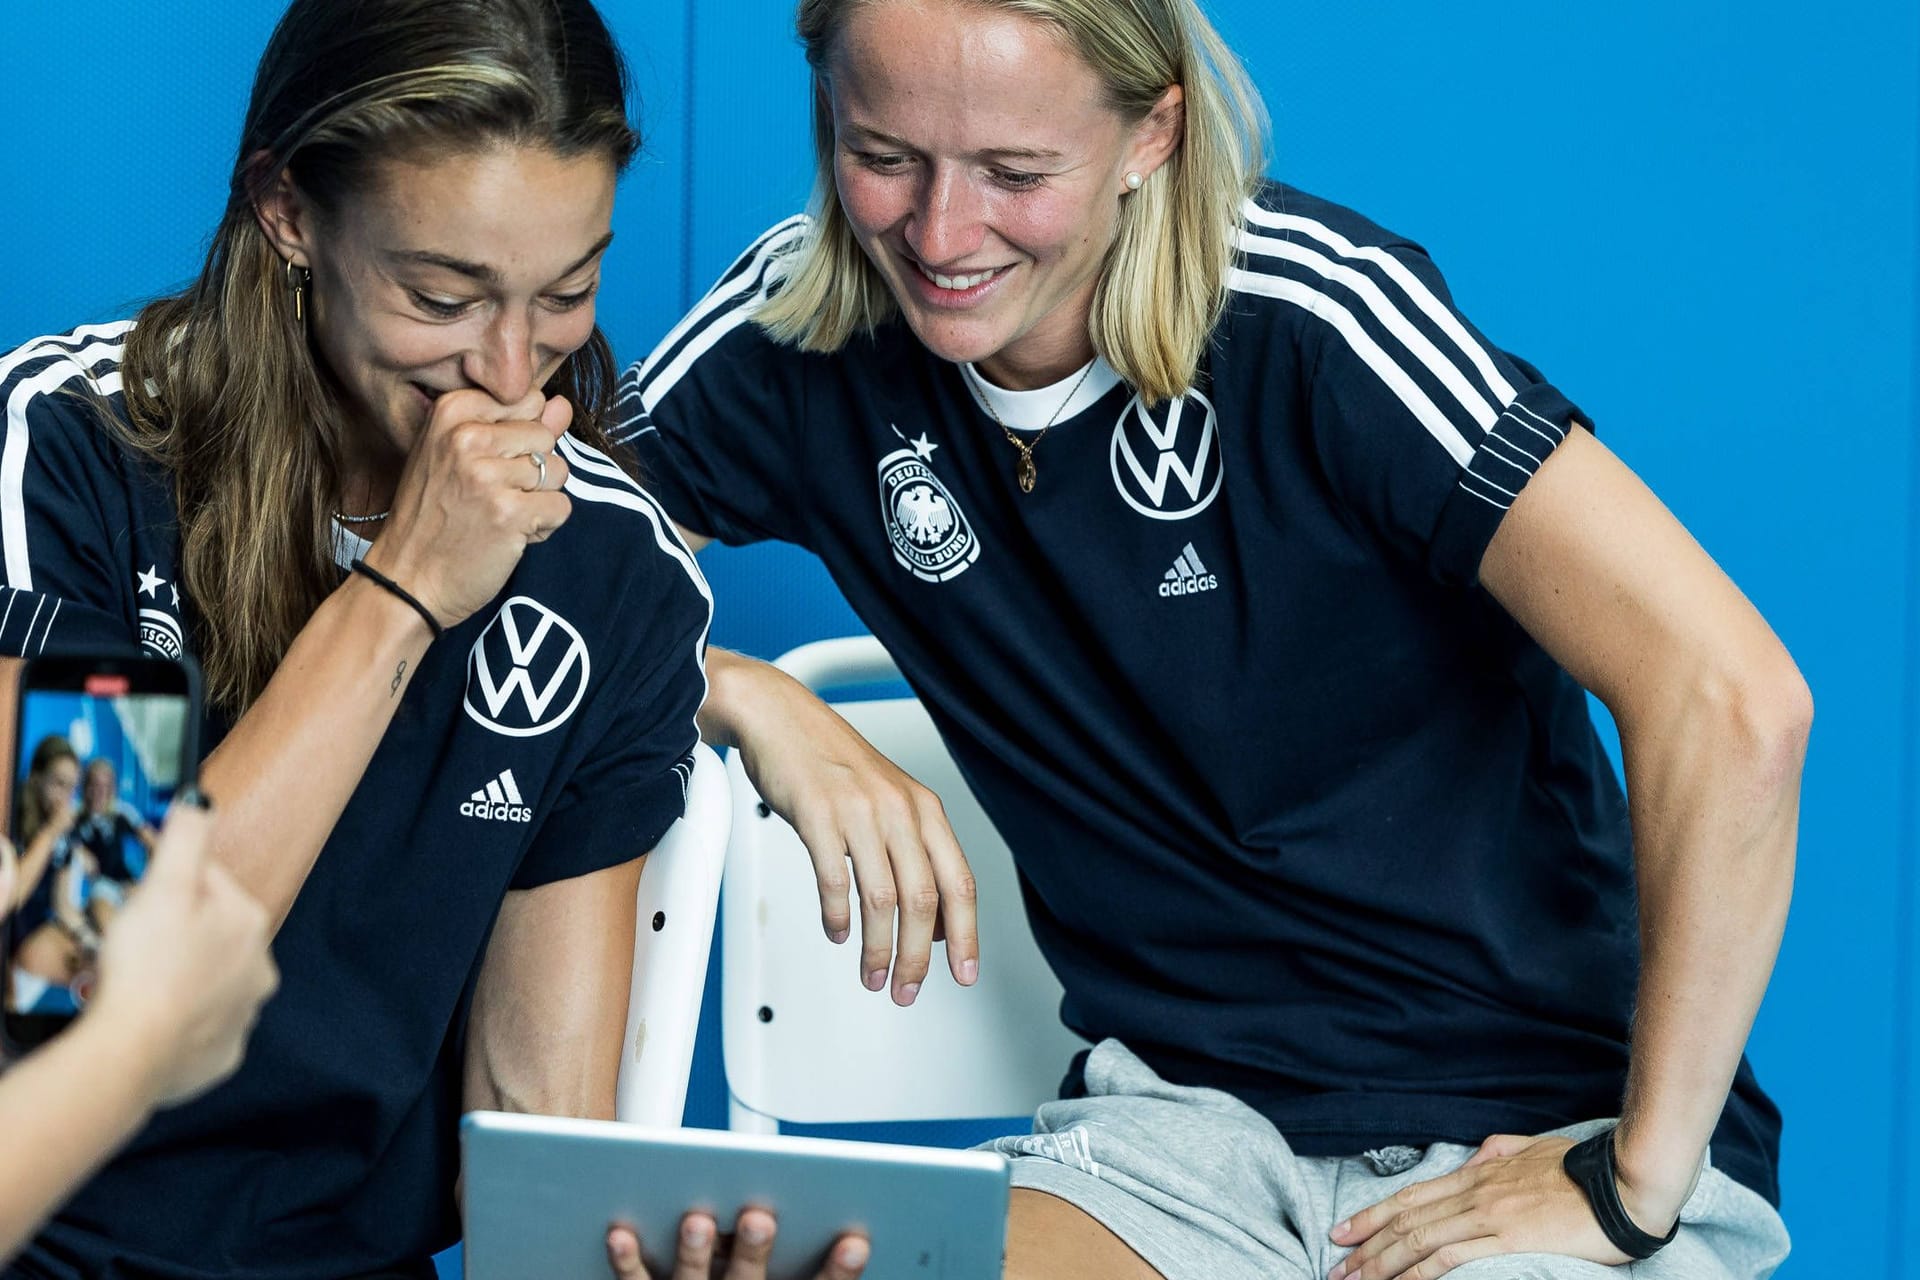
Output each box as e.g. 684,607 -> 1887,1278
1225,181 -> 1445,320
548,435 -> 713,619
615,216 -> 812,427
1,322 -> 139,458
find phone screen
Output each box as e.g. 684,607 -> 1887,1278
3,658 -> 199,1054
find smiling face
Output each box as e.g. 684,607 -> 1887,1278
262,143 -> 617,487
827,0 -> 1180,389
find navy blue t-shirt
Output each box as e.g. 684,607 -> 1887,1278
0,322 -> 712,1277
622,186 -> 1781,1204
72,807 -> 146,882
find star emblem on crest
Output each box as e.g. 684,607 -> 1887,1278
137,566 -> 165,599
910,433 -> 939,460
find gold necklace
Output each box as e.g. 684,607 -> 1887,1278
964,360 -> 1096,494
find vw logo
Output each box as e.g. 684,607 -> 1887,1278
1110,390 -> 1224,521
464,596 -> 591,738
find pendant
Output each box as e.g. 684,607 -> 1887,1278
1017,452 -> 1037,493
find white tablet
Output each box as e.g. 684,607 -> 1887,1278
461,1111 -> 1011,1280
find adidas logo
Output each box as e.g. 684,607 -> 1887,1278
460,768 -> 533,824
1158,543 -> 1219,598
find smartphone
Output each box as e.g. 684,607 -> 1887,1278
1,656 -> 201,1056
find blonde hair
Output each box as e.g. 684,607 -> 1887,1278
757,0 -> 1267,405
115,0 -> 639,712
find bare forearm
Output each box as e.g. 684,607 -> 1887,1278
461,864 -> 641,1121
0,1018 -> 160,1262
1612,666 -> 1808,1204
198,574 -> 432,930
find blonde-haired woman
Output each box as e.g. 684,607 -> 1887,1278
0,1 -> 863,1276
622,1 -> 1808,1277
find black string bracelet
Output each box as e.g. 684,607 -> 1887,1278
350,558 -> 444,640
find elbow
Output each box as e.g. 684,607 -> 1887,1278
1741,655 -> 1813,787
1693,645 -> 1813,805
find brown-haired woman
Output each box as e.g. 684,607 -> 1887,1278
6,735 -> 83,1001
0,2 -> 858,1277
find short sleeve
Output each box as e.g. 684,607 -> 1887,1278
615,217 -> 814,549
1247,209 -> 1591,586
510,523 -> 710,891
0,330 -> 148,656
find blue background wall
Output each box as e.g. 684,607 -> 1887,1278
4,2 -> 1915,1274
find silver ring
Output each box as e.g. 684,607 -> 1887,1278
528,450 -> 548,491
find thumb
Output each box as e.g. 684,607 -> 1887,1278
541,394 -> 574,441
145,800 -> 214,892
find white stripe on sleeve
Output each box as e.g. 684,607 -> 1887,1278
1237,228 -> 1500,432
1241,202 -> 1517,406
4,338 -> 128,591
1228,269 -> 1476,466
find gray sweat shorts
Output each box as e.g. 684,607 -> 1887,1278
981,1041 -> 1790,1280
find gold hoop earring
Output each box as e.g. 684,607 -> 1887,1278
285,259 -> 311,325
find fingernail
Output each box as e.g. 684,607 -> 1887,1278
897,981 -> 921,1004
1332,1219 -> 1350,1239
841,1238 -> 870,1267
830,927 -> 849,945
682,1219 -> 711,1247
613,1235 -> 637,1263
959,957 -> 978,984
741,1218 -> 771,1246
865,968 -> 887,991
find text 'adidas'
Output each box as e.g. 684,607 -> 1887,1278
1159,543 -> 1219,598
461,768 -> 533,824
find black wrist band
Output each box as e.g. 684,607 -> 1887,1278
1562,1130 -> 1678,1260
350,558 -> 444,640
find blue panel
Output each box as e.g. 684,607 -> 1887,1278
1901,39 -> 1920,1270
596,0 -> 692,359
0,5 -> 281,349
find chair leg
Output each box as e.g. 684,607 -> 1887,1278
728,1095 -> 779,1135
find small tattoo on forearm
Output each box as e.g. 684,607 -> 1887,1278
391,660 -> 408,697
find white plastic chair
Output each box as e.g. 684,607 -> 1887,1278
614,740 -> 730,1126
721,637 -> 1085,1133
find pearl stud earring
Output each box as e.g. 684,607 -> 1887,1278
1125,171 -> 1144,190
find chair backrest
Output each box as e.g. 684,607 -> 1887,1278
722,637 -> 1085,1130
614,741 -> 729,1126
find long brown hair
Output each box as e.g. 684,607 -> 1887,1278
18,736 -> 77,846
116,0 -> 641,712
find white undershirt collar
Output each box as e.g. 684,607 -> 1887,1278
331,519 -> 373,571
960,356 -> 1124,432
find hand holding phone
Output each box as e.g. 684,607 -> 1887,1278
2,656 -> 277,1103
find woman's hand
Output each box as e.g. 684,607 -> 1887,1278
366,387 -> 576,629
46,800 -> 78,839
708,649 -> 979,1007
87,804 -> 279,1109
606,1213 -> 868,1280
1326,1132 -> 1683,1280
